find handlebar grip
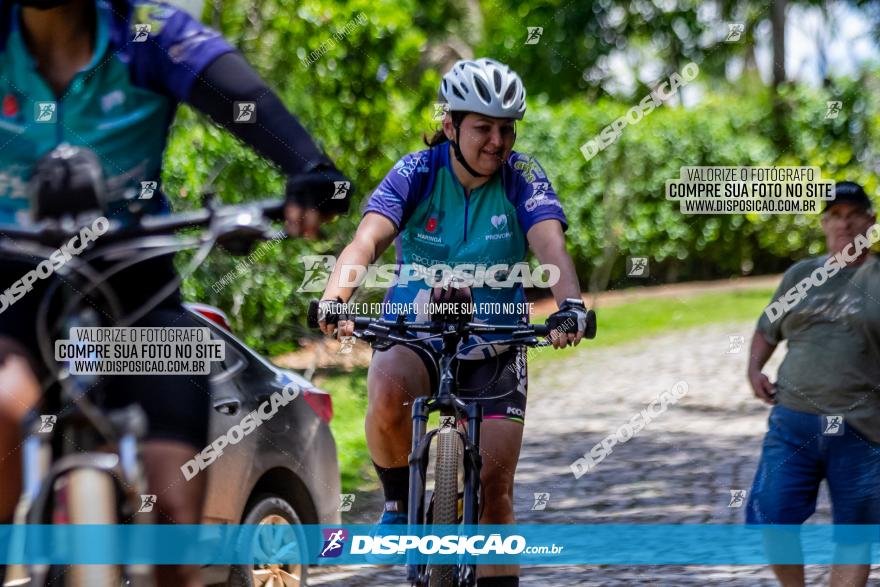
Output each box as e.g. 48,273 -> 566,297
532,324 -> 550,337
354,317 -> 373,329
259,200 -> 286,222
585,309 -> 597,339
307,300 -> 320,329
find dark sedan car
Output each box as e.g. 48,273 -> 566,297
186,304 -> 341,587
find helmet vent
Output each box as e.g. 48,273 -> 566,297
473,77 -> 491,104
503,83 -> 517,106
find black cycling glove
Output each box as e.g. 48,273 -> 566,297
285,162 -> 352,216
547,298 -> 596,339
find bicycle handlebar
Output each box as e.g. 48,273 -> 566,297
0,198 -> 286,247
307,299 -> 551,342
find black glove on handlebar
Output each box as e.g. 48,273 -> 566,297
307,298 -> 348,328
546,298 -> 597,339
286,163 -> 352,216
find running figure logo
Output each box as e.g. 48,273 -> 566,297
727,335 -> 745,354
825,101 -> 842,119
138,494 -> 157,513
728,489 -> 747,508
525,27 -> 543,44
725,23 -> 744,42
432,102 -> 449,121
234,102 -> 256,123
338,494 -> 355,512
823,415 -> 844,436
338,336 -> 354,355
332,181 -> 350,200
132,23 -> 151,42
627,257 -> 649,278
38,415 -> 56,433
297,255 -> 336,293
35,102 -> 56,123
140,181 -> 157,199
319,528 -> 348,558
531,492 -> 550,511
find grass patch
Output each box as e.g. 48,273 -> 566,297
528,287 -> 774,365
317,287 -> 775,491
313,367 -> 374,492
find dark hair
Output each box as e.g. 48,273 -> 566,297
423,111 -> 467,147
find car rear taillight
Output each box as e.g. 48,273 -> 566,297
303,389 -> 333,423
186,303 -> 232,331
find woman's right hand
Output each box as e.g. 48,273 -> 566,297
316,299 -> 354,338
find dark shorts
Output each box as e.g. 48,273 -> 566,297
375,344 -> 528,423
746,405 -> 880,542
0,255 -> 210,449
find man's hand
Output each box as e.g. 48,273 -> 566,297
748,369 -> 777,405
285,163 -> 352,238
284,203 -> 323,238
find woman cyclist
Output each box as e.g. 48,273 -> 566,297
318,58 -> 589,587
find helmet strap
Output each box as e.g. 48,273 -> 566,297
451,122 -> 487,178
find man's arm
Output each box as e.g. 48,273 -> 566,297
747,329 -> 777,404
186,53 -> 351,236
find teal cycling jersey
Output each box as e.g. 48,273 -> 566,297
0,0 -> 234,224
364,143 -> 567,357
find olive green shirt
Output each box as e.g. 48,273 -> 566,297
757,254 -> 880,443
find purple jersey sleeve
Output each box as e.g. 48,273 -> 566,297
362,150 -> 430,231
128,2 -> 235,101
506,152 -> 568,234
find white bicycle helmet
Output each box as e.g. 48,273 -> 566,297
440,58 -> 526,120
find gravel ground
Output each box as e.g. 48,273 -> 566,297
308,321 -> 879,586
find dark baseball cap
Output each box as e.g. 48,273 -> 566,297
825,181 -> 874,212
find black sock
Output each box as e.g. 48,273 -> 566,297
477,576 -> 519,587
373,461 -> 409,511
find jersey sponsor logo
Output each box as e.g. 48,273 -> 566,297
415,232 -> 442,244
490,214 -> 508,230
524,196 -> 562,212
486,213 -> 512,241
511,154 -> 547,183
2,93 -> 19,119
425,216 -> 438,232
393,154 -> 428,178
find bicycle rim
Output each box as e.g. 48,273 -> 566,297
429,422 -> 460,587
66,468 -> 122,587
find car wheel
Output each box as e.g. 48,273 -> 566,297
228,495 -> 308,587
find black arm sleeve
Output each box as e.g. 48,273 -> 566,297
187,52 -> 331,176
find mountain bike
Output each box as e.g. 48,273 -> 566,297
308,296 -> 596,586
0,198 -> 285,587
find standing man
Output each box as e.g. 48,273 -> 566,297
746,181 -> 880,586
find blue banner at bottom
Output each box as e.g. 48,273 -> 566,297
0,524 -> 878,565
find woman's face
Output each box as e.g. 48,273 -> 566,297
444,113 -> 516,175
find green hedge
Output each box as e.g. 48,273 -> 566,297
159,2 -> 879,354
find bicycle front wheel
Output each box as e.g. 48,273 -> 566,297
429,419 -> 461,587
66,468 -> 122,587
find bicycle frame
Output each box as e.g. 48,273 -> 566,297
307,299 -> 594,587
0,199 -> 285,587
407,327 -> 483,586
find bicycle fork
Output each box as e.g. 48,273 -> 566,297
406,394 -> 483,586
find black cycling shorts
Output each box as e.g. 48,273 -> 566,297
0,254 -> 210,449
375,345 -> 529,423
